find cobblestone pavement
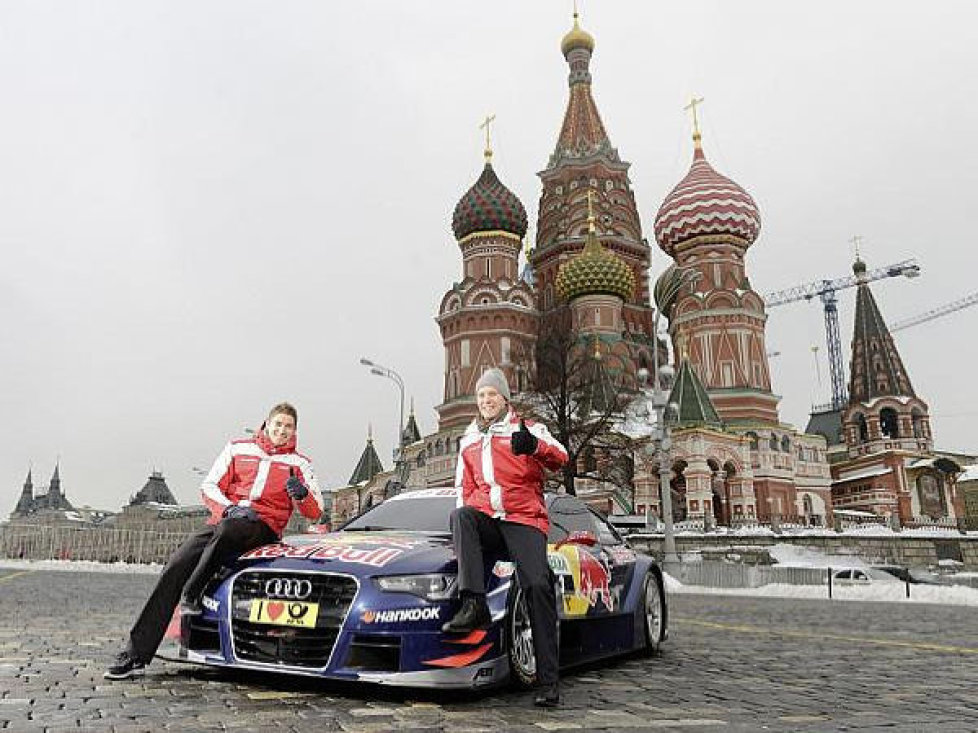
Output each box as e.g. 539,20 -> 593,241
1,568 -> 976,732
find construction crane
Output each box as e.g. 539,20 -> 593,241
763,258 -> 921,411
889,291 -> 978,332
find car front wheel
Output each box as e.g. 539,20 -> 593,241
641,572 -> 664,655
506,584 -> 536,688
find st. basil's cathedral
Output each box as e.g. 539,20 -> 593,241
331,13 -> 968,529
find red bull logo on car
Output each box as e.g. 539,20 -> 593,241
548,545 -> 615,616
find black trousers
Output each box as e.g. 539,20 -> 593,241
449,505 -> 558,686
125,517 -> 276,662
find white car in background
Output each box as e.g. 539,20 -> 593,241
831,567 -> 902,586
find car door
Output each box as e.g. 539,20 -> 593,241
547,496 -> 616,619
585,507 -> 637,616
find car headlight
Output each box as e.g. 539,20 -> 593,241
374,574 -> 457,601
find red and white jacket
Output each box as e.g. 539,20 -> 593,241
200,429 -> 324,537
455,410 -> 568,534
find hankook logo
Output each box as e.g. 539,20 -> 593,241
362,607 -> 441,624
264,577 -> 313,600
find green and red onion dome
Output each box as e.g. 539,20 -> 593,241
452,163 -> 528,241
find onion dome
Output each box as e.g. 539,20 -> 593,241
853,256 -> 867,277
653,264 -> 680,316
654,264 -> 699,318
653,132 -> 761,255
561,12 -> 595,57
557,195 -> 635,302
452,161 -> 528,241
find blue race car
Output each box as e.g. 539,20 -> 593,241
176,488 -> 668,689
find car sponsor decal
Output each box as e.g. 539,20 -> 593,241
492,561 -> 515,578
201,595 -> 219,612
361,607 -> 441,624
548,544 -> 616,616
389,487 -> 459,501
605,545 -> 636,565
240,534 -> 426,566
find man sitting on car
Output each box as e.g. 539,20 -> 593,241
444,368 -> 568,707
104,402 -> 324,680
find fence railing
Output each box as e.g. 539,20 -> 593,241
670,561 -> 827,588
0,524 -> 194,565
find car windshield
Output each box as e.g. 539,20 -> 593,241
342,495 -> 456,533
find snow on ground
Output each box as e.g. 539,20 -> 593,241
766,542 -> 870,569
0,558 -> 162,575
664,573 -> 978,606
3,557 -> 976,606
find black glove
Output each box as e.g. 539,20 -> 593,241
223,504 -> 258,522
286,469 -> 309,501
511,419 -> 538,456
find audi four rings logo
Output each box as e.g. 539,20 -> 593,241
264,577 -> 313,600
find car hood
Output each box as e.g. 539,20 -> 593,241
231,529 -> 457,576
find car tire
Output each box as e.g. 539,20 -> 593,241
640,571 -> 665,655
506,581 -> 561,689
506,583 -> 536,688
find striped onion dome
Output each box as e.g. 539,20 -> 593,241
653,135 -> 761,255
452,162 -> 528,241
556,225 -> 635,302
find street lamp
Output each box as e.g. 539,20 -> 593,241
359,357 -> 405,462
646,265 -> 702,569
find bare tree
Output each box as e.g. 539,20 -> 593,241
512,306 -> 638,506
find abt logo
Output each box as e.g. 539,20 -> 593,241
362,607 -> 441,624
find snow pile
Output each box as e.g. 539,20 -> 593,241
0,558 -> 162,575
767,542 -> 866,569
667,577 -> 978,606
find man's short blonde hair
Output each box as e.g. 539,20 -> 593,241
268,402 -> 298,426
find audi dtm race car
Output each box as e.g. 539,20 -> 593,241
173,488 -> 668,689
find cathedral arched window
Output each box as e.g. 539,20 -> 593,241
781,435 -> 791,453
857,413 -> 869,443
769,434 -> 779,451
880,408 -> 900,439
746,432 -> 759,451
911,409 -> 926,438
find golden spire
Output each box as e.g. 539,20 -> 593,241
367,423 -> 373,442
592,332 -> 602,360
479,113 -> 496,163
586,189 -> 597,234
684,95 -> 705,149
523,223 -> 534,257
561,0 -> 595,56
678,332 -> 690,361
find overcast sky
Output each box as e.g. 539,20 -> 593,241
2,1 -> 976,513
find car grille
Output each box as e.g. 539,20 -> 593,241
230,571 -> 357,669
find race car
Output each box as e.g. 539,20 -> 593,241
175,488 -> 668,689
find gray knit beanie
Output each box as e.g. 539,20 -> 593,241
475,368 -> 511,401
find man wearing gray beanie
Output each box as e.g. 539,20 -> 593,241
445,367 -> 568,707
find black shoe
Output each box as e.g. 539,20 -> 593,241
179,597 -> 203,616
533,682 -> 560,708
103,651 -> 146,680
441,595 -> 491,633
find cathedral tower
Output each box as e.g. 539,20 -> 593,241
436,127 -> 537,430
653,113 -> 777,425
842,257 -> 932,456
13,468 -> 34,517
531,11 -> 654,344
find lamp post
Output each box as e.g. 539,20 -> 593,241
645,266 -> 701,569
359,357 -> 405,462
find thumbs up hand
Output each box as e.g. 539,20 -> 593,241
286,467 -> 309,501
511,419 -> 539,456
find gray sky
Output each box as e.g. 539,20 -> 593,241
3,1 -> 976,513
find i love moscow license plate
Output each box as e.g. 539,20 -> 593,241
249,598 -> 319,628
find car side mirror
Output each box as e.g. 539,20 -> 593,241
555,530 -> 598,549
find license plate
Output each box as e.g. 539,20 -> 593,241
249,599 -> 319,628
